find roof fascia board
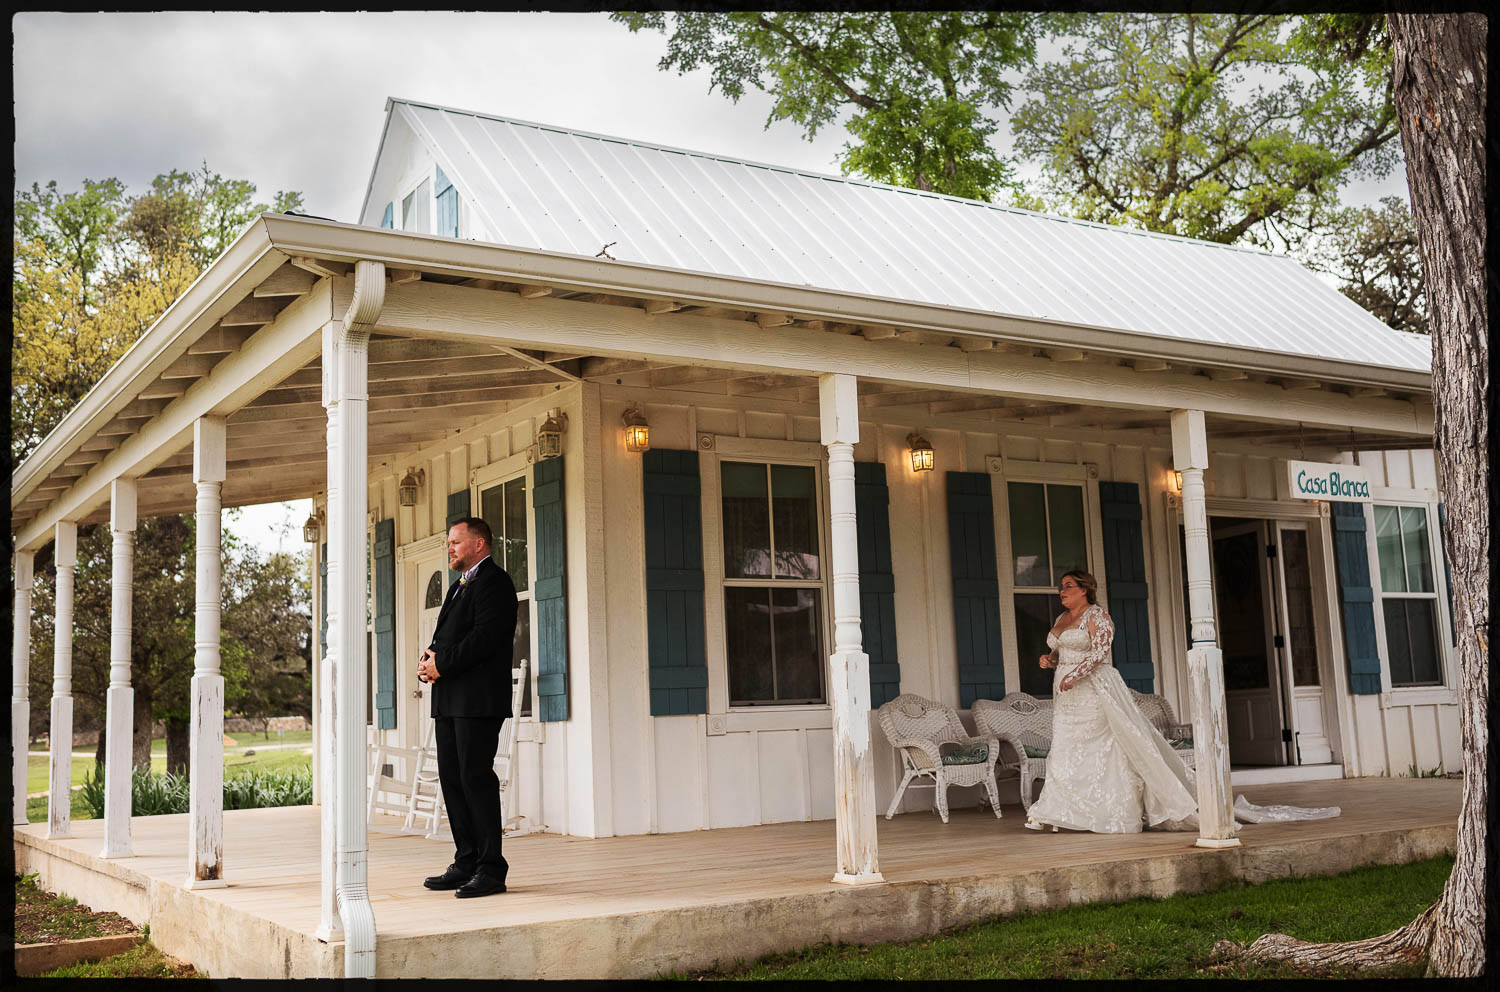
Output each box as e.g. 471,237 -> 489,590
15,278 -> 332,553
260,215 -> 1432,392
12,219 -> 286,506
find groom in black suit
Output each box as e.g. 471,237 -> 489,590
417,516 -> 518,898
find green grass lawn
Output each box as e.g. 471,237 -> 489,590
25,730 -> 312,823
684,855 -> 1453,980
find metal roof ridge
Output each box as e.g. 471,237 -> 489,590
385,96 -> 1275,257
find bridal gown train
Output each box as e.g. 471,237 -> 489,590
1025,604 -> 1340,834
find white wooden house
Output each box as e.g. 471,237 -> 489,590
11,97 -> 1458,976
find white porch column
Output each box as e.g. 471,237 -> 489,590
48,522 -> 78,838
818,372 -> 883,885
326,261 -> 383,977
187,416 -> 228,886
13,550 -> 35,826
1170,409 -> 1239,848
102,479 -> 137,858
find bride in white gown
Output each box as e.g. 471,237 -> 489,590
1023,570 -> 1339,834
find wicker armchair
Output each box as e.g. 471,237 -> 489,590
877,694 -> 1004,823
1129,689 -> 1196,769
971,693 -> 1054,813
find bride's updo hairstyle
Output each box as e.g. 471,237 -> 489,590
1061,569 -> 1098,605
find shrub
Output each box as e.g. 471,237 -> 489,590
65,765 -> 312,819
223,767 -> 313,810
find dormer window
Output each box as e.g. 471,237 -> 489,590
435,165 -> 458,238
401,179 -> 430,232
380,202 -> 394,229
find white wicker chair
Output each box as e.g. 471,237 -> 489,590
877,694 -> 1003,823
1129,688 -> 1196,769
971,693 -> 1054,813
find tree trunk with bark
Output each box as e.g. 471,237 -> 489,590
164,718 -> 190,778
1215,12 -> 1488,978
132,684 -> 153,771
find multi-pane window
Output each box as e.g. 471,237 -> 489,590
1008,482 -> 1088,697
402,179 -> 430,232
1374,504 -> 1441,687
380,202 -> 394,229
435,165 -> 458,238
721,461 -> 825,705
480,474 -> 532,714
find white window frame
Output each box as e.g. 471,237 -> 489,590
1364,490 -> 1455,702
392,160 -> 437,235
990,458 -> 1106,699
472,451 -> 537,723
700,436 -> 834,719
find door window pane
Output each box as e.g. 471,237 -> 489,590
722,462 -> 771,578
1213,531 -> 1270,691
424,571 -> 444,609
1373,505 -> 1406,592
1008,482 -> 1050,587
1280,530 -> 1320,686
503,477 -> 528,590
1399,506 -> 1433,593
1047,485 -> 1087,585
1014,593 -> 1060,697
771,465 -> 820,579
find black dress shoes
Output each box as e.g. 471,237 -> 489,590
423,864 -> 475,890
455,871 -> 507,898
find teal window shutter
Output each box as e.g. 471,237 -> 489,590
1330,502 -> 1382,694
447,489 -> 470,583
532,457 -> 569,722
946,472 -> 1005,706
435,165 -> 458,238
1438,503 -> 1456,646
373,518 -> 397,729
380,202 -> 394,229
855,462 -> 900,707
643,449 -> 708,715
319,541 -> 329,660
1099,481 -> 1154,692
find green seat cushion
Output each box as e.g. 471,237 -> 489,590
940,741 -> 990,765
1170,737 -> 1194,750
1022,745 -> 1050,759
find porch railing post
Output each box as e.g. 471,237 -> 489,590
1171,409 -> 1239,848
48,521 -> 77,839
103,478 -> 137,858
819,372 -> 883,885
12,550 -> 35,826
187,416 -> 228,886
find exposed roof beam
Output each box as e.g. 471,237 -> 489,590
253,262 -> 319,297
489,344 -> 581,383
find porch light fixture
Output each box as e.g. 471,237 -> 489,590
398,467 -> 426,507
537,410 -> 566,460
302,509 -> 323,543
1172,471 -> 1184,492
622,403 -> 650,453
906,432 -> 935,473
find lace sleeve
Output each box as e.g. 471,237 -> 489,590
1071,606 -> 1115,680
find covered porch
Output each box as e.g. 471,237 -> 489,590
12,777 -> 1461,978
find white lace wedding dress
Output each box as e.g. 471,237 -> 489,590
1025,604 -> 1340,834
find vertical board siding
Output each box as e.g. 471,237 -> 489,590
946,472 -> 1005,706
1330,503 -> 1382,694
855,462 -> 901,707
1099,481 -> 1154,692
373,518 -> 397,729
643,449 -> 709,715
533,457 -> 569,721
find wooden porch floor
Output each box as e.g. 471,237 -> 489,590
13,777 -> 1461,978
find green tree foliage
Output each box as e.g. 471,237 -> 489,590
613,11 -> 1039,200
1009,14 -> 1401,249
1306,196 -> 1427,334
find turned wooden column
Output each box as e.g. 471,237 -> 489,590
187,417 -> 228,886
48,522 -> 77,839
1171,409 -> 1239,848
819,372 -> 883,885
102,478 -> 137,858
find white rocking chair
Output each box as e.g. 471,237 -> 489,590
403,657 -> 529,839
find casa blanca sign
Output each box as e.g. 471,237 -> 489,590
1287,460 -> 1372,503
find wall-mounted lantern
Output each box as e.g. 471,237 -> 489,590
906,432 -> 935,473
302,508 -> 324,543
537,410 -> 567,460
622,403 -> 650,453
398,467 -> 426,507
1172,470 -> 1184,492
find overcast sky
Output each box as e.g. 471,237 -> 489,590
14,11 -> 1409,553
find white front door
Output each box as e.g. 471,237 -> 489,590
1212,521 -> 1289,766
1274,524 -> 1333,764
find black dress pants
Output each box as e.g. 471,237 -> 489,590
434,716 -> 508,879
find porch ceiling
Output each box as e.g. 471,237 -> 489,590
13,216 -> 1436,547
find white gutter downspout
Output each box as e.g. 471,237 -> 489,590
330,260 -> 384,977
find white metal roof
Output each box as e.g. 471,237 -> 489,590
379,98 -> 1431,375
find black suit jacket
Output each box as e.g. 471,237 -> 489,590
428,556 -> 519,720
